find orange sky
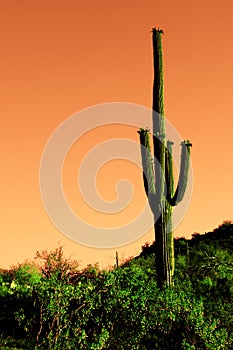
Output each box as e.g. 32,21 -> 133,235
1,0 -> 233,269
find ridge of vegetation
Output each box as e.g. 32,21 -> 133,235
0,221 -> 232,349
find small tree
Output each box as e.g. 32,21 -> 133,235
35,245 -> 80,281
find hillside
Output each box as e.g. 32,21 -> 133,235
0,222 -> 232,349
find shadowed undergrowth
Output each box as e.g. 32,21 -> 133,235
0,221 -> 232,349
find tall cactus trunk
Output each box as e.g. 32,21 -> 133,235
138,28 -> 192,289
152,29 -> 171,289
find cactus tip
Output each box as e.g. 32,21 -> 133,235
151,27 -> 164,34
137,127 -> 150,134
183,140 -> 192,147
167,140 -> 174,145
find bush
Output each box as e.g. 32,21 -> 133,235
0,224 -> 232,349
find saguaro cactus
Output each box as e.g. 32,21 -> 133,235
138,28 -> 192,288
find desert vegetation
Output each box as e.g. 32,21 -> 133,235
0,221 -> 232,349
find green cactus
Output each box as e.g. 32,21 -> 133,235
138,28 -> 192,288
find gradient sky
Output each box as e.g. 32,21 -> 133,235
1,0 -> 233,269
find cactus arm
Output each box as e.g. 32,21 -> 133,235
168,141 -> 192,206
138,128 -> 156,196
164,141 -> 175,279
165,201 -> 174,278
165,141 -> 174,201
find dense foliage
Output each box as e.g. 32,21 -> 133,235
0,222 -> 232,349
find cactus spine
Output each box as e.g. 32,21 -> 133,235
138,28 -> 192,288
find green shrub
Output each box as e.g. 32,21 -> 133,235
0,226 -> 232,349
